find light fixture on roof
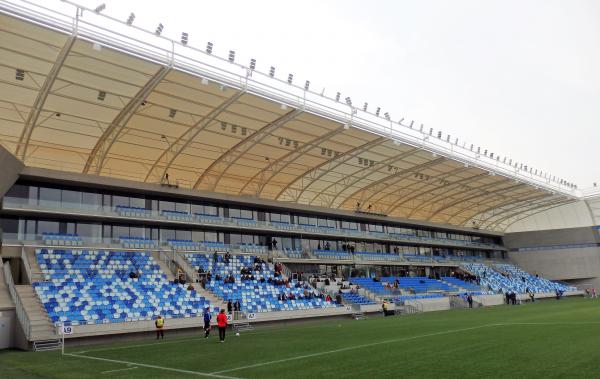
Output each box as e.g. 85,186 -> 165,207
228,50 -> 235,63
409,120 -> 414,128
97,91 -> 106,101
219,84 -> 227,92
429,128 -> 433,135
249,59 -> 256,70
269,66 -> 275,77
155,23 -> 164,36
304,80 -> 310,90
470,144 -> 473,151
363,102 -> 368,111
419,124 -> 423,132
141,100 -> 147,106
94,3 -> 106,13
15,68 -> 24,81
375,107 -> 380,116
287,74 -> 293,84
345,97 -> 352,106
384,112 -> 390,120
206,42 -> 213,54
393,140 -> 400,145
464,162 -> 469,168
169,109 -> 176,118
399,117 -> 404,123
446,134 -> 450,142
437,131 -> 442,138
200,77 -> 209,86
335,92 -> 341,102
181,32 -> 188,46
126,12 -> 135,25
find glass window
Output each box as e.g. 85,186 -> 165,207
229,208 -> 241,218
38,220 -> 59,234
65,222 -> 76,235
39,187 -> 61,206
160,228 -> 175,241
129,226 -> 145,238
25,219 -> 36,236
192,230 -> 204,242
240,209 -> 253,219
159,201 -> 175,212
0,218 -> 18,234
112,225 -> 130,238
61,190 -> 81,207
5,184 -> 29,199
280,213 -> 290,223
82,192 -> 101,209
204,232 -> 218,242
112,196 -> 129,207
175,202 -> 190,213
103,194 -> 111,207
298,216 -> 309,225
205,206 -> 218,216
229,233 -> 242,244
176,230 -> 192,240
241,234 -> 255,244
76,223 -> 101,241
130,197 -> 145,208
327,219 -> 336,228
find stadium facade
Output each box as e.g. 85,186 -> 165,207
0,0 -> 598,350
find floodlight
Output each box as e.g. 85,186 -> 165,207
181,32 -> 188,45
126,12 -> 135,25
155,23 -> 164,36
94,3 -> 106,13
206,42 -> 213,54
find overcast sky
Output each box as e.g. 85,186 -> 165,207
46,0 -> 600,187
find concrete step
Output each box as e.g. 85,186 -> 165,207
152,251 -> 175,281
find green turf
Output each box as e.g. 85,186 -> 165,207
2,297 -> 600,378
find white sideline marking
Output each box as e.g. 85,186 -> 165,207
101,366 -> 138,374
211,324 -> 497,374
64,353 -> 244,379
211,321 -> 600,375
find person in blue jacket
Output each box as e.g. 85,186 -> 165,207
203,307 -> 212,338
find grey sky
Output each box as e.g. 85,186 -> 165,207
50,0 -> 600,187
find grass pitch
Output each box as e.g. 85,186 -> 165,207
2,297 -> 600,378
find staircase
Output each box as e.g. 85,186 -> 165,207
152,251 -> 175,281
33,339 -> 61,352
15,285 -> 58,341
0,268 -> 15,310
172,252 -> 227,311
25,249 -> 44,282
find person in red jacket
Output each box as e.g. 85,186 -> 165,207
217,309 -> 228,343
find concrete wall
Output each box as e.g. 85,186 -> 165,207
503,227 -> 599,249
507,248 -> 600,281
505,200 -> 595,233
0,145 -> 24,199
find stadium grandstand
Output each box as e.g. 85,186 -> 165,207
0,1 -> 600,377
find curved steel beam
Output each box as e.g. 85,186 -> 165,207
422,182 -> 526,221
17,34 -> 76,160
337,157 -> 447,210
238,125 -> 346,197
274,137 -> 387,202
309,147 -> 422,207
454,192 -> 551,227
84,65 -> 171,174
490,199 -> 575,231
194,108 -> 301,190
480,197 -> 570,230
144,90 -> 245,183
385,170 -> 487,216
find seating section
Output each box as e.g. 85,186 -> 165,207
354,252 -> 403,262
162,210 -> 194,222
185,253 -> 336,313
120,236 -> 156,249
402,254 -> 433,263
115,205 -> 151,218
167,239 -> 200,251
42,233 -> 83,247
313,250 -> 351,260
441,277 -> 483,292
340,292 -> 376,305
33,249 -> 210,325
463,263 -> 575,294
238,243 -> 267,254
350,277 -> 458,296
391,293 -> 445,304
282,248 -> 304,259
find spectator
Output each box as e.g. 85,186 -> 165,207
235,300 -> 241,312
203,307 -> 211,338
187,283 -> 195,291
227,300 -> 232,314
217,309 -> 228,343
155,315 -> 165,339
467,294 -> 473,308
213,252 -> 218,263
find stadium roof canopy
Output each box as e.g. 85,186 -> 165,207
0,1 -> 589,231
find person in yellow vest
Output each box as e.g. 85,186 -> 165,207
155,315 -> 165,340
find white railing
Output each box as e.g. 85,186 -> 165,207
2,261 -> 32,340
0,0 -> 581,196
